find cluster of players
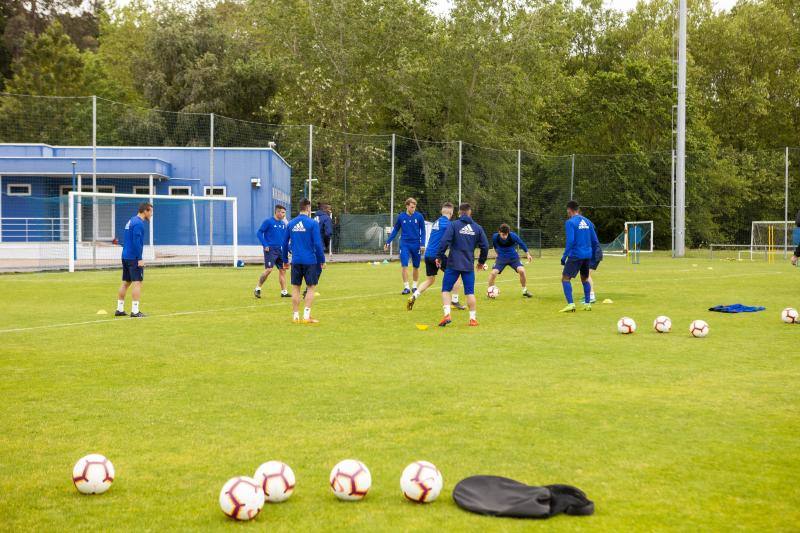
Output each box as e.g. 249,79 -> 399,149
113,196 -> 604,324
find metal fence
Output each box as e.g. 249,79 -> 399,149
0,92 -> 797,265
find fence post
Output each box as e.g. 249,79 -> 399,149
308,124 -> 314,202
209,112 -> 215,263
458,140 -> 462,205
148,174 -> 154,251
92,95 -> 97,268
0,174 -> 3,243
389,133 -> 395,258
516,149 -> 521,232
785,146 -> 789,258
68,192 -> 75,272
671,150 -> 676,257
569,154 -> 575,200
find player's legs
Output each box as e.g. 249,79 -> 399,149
587,271 -> 596,303
461,271 -> 478,325
399,246 -> 411,293
516,264 -> 531,297
487,269 -> 499,287
116,280 -> 130,316
560,259 -> 579,312
290,264 -> 304,321
579,261 -> 592,308
256,267 -> 273,290
439,269 -> 459,326
130,281 -> 143,315
278,267 -> 287,293
410,248 -> 421,290
300,265 -> 321,323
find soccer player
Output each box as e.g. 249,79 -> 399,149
254,204 -> 289,299
384,197 -> 426,294
115,202 -> 152,318
406,202 -> 465,311
559,200 -> 601,312
435,203 -> 489,327
282,198 -> 326,323
315,202 -> 333,254
486,223 -> 534,298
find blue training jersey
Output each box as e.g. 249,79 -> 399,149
492,232 -> 529,260
121,215 -> 146,261
257,216 -> 287,249
562,214 -> 600,261
314,210 -> 333,238
282,214 -> 326,265
436,215 -> 489,271
386,211 -> 426,247
425,215 -> 450,258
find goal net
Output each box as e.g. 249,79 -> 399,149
602,220 -> 653,257
750,221 -> 793,260
67,191 -> 238,272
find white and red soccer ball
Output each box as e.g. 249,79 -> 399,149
617,317 -> 636,334
72,454 -> 115,494
781,307 -> 799,324
487,286 -> 500,299
219,476 -> 265,521
254,461 -> 296,503
400,461 -> 443,503
330,459 -> 371,501
689,319 -> 710,338
653,316 -> 672,333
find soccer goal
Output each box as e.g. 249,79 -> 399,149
602,220 -> 654,257
67,191 -> 238,272
750,221 -> 794,262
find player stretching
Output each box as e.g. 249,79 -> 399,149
559,201 -> 600,312
487,223 -> 534,298
115,202 -> 152,318
384,197 -> 426,294
282,198 -> 326,323
406,202 -> 465,310
436,203 -> 489,327
254,204 -> 289,299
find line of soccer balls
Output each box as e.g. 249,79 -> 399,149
72,455 -> 443,522
616,316 -> 710,337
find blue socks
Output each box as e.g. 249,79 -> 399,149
562,281 -> 573,304
582,281 -> 592,304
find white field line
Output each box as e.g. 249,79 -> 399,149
0,271 -> 782,335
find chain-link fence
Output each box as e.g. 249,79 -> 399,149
0,92 -> 797,270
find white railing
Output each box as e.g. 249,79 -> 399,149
0,217 -> 66,242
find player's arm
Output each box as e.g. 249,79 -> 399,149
384,215 -> 402,250
562,220 -> 573,265
257,220 -> 270,250
589,222 -> 601,262
436,224 -> 455,266
281,225 -> 291,267
135,223 -> 145,267
418,214 -> 426,250
512,232 -> 533,262
477,227 -> 489,267
312,222 -> 326,267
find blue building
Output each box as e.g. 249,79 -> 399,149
0,143 -> 291,268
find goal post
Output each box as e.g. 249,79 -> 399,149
750,220 -> 792,261
67,191 -> 238,272
602,220 -> 654,257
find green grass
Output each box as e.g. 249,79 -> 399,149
0,254 -> 798,531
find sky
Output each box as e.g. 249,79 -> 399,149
430,0 -> 739,15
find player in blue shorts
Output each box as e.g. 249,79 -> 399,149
406,202 -> 464,310
435,203 -> 489,327
282,198 -> 326,323
384,197 -> 426,294
115,202 -> 152,318
486,223 -> 534,298
254,204 -> 289,299
559,200 -> 601,312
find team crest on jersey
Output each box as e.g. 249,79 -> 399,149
578,220 -> 589,229
459,224 -> 476,235
293,221 -> 306,232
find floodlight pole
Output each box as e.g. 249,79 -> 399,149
389,133 -> 395,258
71,161 -> 77,260
516,149 -> 521,232
209,112 -> 214,263
308,125 -> 314,202
570,154 -> 575,200
671,150 -> 676,257
92,95 -> 97,268
785,146 -> 790,258
675,0 -> 687,257
458,141 -> 462,205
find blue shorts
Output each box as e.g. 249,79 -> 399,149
442,269 -> 475,295
263,247 -> 283,269
291,263 -> 320,286
399,245 -> 421,268
493,257 -> 523,274
563,258 -> 591,279
121,259 -> 143,282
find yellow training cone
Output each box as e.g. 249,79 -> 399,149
602,299 -> 613,304
96,309 -> 108,315
415,324 -> 429,331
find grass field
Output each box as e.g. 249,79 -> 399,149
0,254 -> 798,531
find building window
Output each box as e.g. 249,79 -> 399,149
204,186 -> 227,197
7,183 -> 31,196
133,186 -> 152,196
168,186 -> 192,196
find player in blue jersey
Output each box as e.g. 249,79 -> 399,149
436,203 -> 489,327
282,198 -> 326,324
486,223 -> 534,298
115,202 -> 153,318
314,202 -> 333,254
254,205 -> 289,299
559,200 -> 601,313
406,202 -> 464,311
384,197 -> 426,294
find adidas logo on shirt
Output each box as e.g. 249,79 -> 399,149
432,221 -> 440,230
293,221 -> 306,232
459,224 -> 476,235
578,220 -> 589,229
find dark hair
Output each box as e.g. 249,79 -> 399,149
458,203 -> 471,213
274,204 -> 286,212
299,198 -> 311,210
442,202 -> 454,209
498,223 -> 511,234
566,200 -> 580,211
138,202 -> 153,213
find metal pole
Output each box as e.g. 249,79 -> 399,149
0,174 -> 3,243
92,95 -> 97,268
671,150 -> 676,256
458,141 -> 462,205
77,175 -> 82,244
308,125 -> 313,202
71,161 -> 76,247
209,112 -> 214,263
389,133 -> 395,258
148,174 -> 154,251
516,149 -> 521,232
675,0 -> 687,257
232,197 -> 238,267
570,154 -> 575,200
68,191 -> 75,272
785,146 -> 789,258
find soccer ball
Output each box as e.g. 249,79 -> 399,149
781,307 -> 799,324
219,476 -> 265,521
400,461 -> 443,503
487,286 -> 500,298
689,319 -> 710,338
617,317 -> 636,334
254,461 -> 296,503
329,459 -> 371,501
653,316 -> 672,333
72,454 -> 115,494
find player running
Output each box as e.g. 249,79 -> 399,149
384,197 -> 426,294
282,198 -> 326,324
486,223 -> 534,298
435,203 -> 489,327
559,200 -> 601,312
254,204 -> 289,299
115,202 -> 152,318
406,202 -> 465,311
